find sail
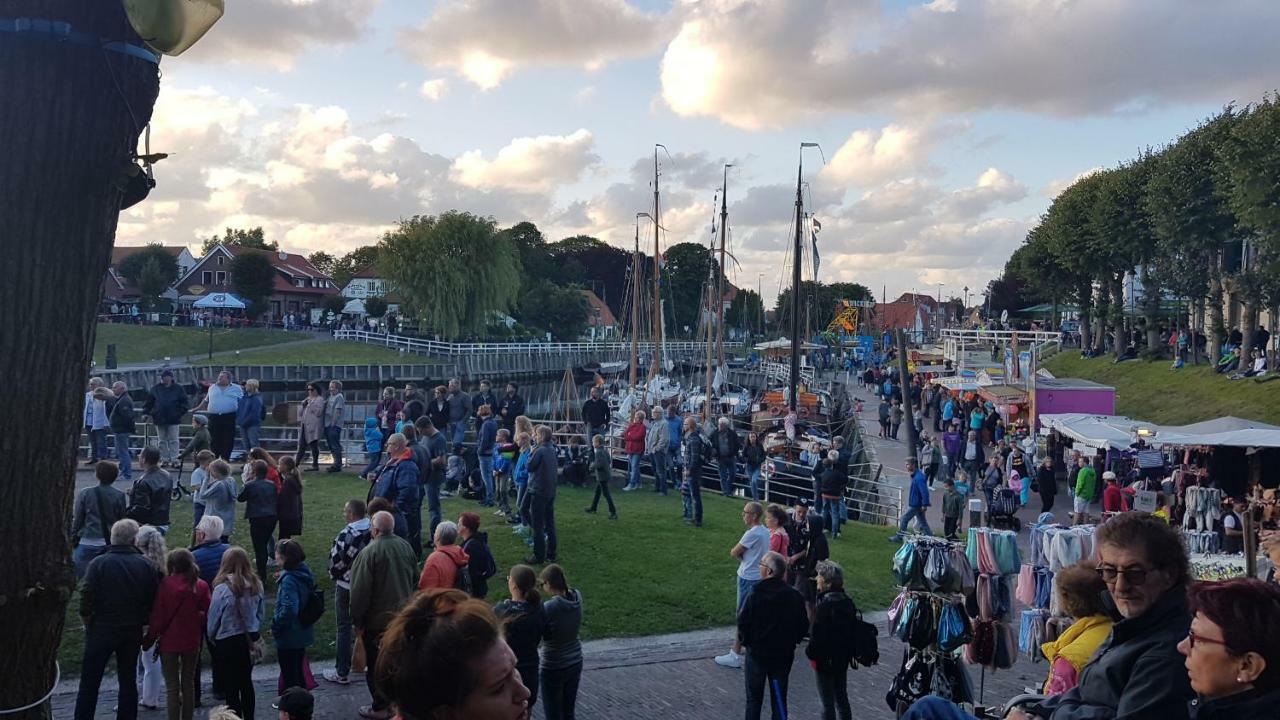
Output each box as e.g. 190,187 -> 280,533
712,364 -> 726,393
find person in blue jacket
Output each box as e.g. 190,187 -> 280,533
272,539 -> 316,691
360,417 -> 384,480
476,405 -> 500,507
889,457 -> 933,542
666,405 -> 684,491
236,379 -> 266,456
372,433 -> 421,554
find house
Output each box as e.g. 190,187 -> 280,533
340,265 -> 401,315
173,244 -> 338,319
872,293 -> 946,341
582,289 -> 618,340
698,284 -> 740,327
101,245 -> 198,305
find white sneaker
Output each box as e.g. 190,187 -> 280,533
714,650 -> 742,669
323,669 -> 349,685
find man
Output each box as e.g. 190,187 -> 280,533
784,500 -> 811,583
84,377 -> 110,464
715,501 -> 770,669
401,383 -> 425,424
417,417 -> 449,543
73,519 -> 162,720
192,370 -> 242,461
1073,455 -> 1097,525
417,521 -> 470,590
274,687 -> 314,720
666,405 -> 684,490
646,406 -> 670,495
325,380 -> 347,472
144,369 -> 188,467
472,381 -> 497,427
877,397 -> 891,438
126,447 -> 173,534
581,386 -> 610,447
525,425 -> 559,565
371,433 -> 419,550
350,511 -> 419,720
682,417 -> 706,527
1036,455 -> 1057,514
1102,471 -> 1126,513
476,405 -> 499,507
738,551 -> 809,720
711,417 -> 741,496
497,382 -> 525,434
104,381 -> 136,481
445,378 -> 472,450
71,461 -> 128,579
889,457 -> 932,542
191,515 -> 230,583
326,499 -> 372,685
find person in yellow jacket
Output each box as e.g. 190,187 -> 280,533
1042,563 -> 1115,695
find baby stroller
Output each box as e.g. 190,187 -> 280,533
987,487 -> 1022,531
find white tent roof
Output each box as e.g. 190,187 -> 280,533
192,292 -> 246,309
1040,413 -> 1143,450
1155,416 -> 1280,448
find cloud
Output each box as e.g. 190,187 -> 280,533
1041,166 -> 1105,199
400,0 -> 666,89
822,123 -> 953,188
659,0 -> 1280,128
940,168 -> 1028,218
451,129 -> 600,193
419,79 -> 449,101
182,0 -> 379,71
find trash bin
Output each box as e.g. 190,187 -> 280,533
106,344 -> 118,370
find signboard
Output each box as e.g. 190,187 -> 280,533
189,285 -> 206,295
1133,490 -> 1158,513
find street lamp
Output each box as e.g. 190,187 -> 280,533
963,286 -> 970,310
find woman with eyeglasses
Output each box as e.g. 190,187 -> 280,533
1177,578 -> 1280,719
494,565 -> 546,714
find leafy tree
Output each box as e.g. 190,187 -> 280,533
516,281 -> 590,340
364,296 -> 388,319
378,212 -> 522,339
229,252 -> 277,318
307,251 -> 337,277
502,221 -> 557,284
333,244 -> 380,288
117,244 -> 179,310
1040,172 -> 1106,350
726,288 -> 765,334
550,234 -> 634,319
663,242 -> 718,337
1090,153 -> 1159,354
202,226 -> 276,256
774,281 -> 874,334
322,294 -> 347,317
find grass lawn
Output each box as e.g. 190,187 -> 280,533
93,324 -> 309,366
226,341 -> 422,366
1044,352 -> 1280,425
58,471 -> 897,674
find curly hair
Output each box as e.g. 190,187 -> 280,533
1095,511 -> 1190,589
1054,562 -> 1108,619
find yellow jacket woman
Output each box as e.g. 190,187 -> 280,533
1041,564 -> 1115,695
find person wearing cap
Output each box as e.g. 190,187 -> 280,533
274,687 -> 313,720
1102,471 -> 1127,513
145,369 -> 189,467
179,414 -> 212,464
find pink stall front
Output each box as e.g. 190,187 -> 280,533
1033,377 -> 1116,429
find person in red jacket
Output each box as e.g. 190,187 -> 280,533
622,410 -> 648,491
1102,471 -> 1127,513
144,548 -> 212,720
418,521 -> 470,590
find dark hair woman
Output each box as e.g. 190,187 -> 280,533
1178,578 -> 1280,719
296,382 -> 325,471
144,548 -> 212,720
494,565 -> 545,713
538,564 -> 582,720
271,539 -> 316,691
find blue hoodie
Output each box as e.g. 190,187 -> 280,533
272,562 -> 316,650
363,417 -> 383,453
909,469 -> 931,509
236,392 -> 266,428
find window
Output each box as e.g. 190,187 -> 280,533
202,271 -> 212,286
215,271 -> 226,286
295,278 -> 305,288
216,255 -> 224,266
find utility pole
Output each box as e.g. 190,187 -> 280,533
895,329 -> 919,465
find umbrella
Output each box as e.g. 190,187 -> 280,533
193,292 -> 246,309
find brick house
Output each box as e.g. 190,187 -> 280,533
101,245 -> 198,306
173,243 -> 338,320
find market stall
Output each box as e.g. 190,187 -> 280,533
978,384 -> 1030,428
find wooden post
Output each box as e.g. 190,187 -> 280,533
895,329 -> 919,465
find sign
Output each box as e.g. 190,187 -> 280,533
189,284 -> 206,295
1133,490 -> 1158,513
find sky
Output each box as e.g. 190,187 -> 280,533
120,0 -> 1280,306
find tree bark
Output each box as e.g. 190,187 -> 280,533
1208,256 -> 1225,364
1239,299 -> 1258,371
0,2 -> 159,717
1077,281 -> 1093,352
1110,274 -> 1125,359
1141,262 -> 1161,354
1093,280 -> 1109,353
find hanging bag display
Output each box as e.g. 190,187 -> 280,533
893,542 -> 922,588
936,601 -> 973,653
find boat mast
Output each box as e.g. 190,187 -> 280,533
650,145 -> 665,382
703,164 -> 732,420
790,144 -> 820,411
629,213 -> 643,389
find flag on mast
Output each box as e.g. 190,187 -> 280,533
811,216 -> 822,278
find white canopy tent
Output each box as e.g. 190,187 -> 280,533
1039,413 -> 1144,451
192,292 -> 246,309
1155,416 -> 1280,449
754,337 -> 823,352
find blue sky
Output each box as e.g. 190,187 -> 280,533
123,0 -> 1280,304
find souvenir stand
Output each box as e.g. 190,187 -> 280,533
1014,516 -> 1098,664
886,536 -> 978,717
963,527 -> 1022,701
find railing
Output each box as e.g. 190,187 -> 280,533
759,361 -> 816,387
334,329 -> 743,356
941,328 -> 1061,368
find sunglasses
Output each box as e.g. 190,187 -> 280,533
1185,630 -> 1230,651
1095,565 -> 1152,585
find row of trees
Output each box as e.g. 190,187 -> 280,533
996,95 -> 1280,368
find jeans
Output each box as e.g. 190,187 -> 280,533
748,465 -> 762,501
249,516 -> 276,582
896,506 -> 933,537
335,585 -> 353,677
157,424 -> 180,463
74,624 -> 142,720
824,497 -> 843,536
736,576 -> 760,613
325,425 -> 344,469
212,634 -> 254,720
496,472 -> 512,513
627,454 -> 643,489
114,433 -> 133,479
407,503 -> 424,558
541,662 -> 582,720
241,424 -> 261,456
650,451 -> 668,494
361,450 -> 382,478
744,651 -> 793,720
208,412 -> 236,461
425,480 -> 442,541
815,666 -> 851,720
89,427 -> 110,461
161,650 -> 199,720
944,515 -> 960,540
586,424 -> 606,448
448,421 -> 466,449
479,455 -> 495,504
530,494 -> 557,562
363,629 -> 388,712
718,459 -> 737,496
73,543 -> 105,580
589,482 -> 617,515
688,469 -> 704,523
518,662 -> 540,713
277,648 -> 306,691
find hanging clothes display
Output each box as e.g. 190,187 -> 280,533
1182,486 -> 1224,532
1016,516 -> 1098,660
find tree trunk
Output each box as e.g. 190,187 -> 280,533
1110,274 -> 1125,359
1239,300 -> 1258,371
1208,264 -> 1225,364
1141,262 -> 1161,354
1093,281 -> 1109,353
1077,281 -> 1093,352
0,2 -> 159,717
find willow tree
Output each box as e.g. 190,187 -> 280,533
0,1 -> 159,716
378,212 -> 522,339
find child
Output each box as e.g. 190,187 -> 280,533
1009,468 -> 1025,507
954,469 -> 971,498
394,410 -> 410,436
584,434 -> 617,519
492,429 -> 516,517
942,477 -> 964,540
511,432 -> 533,535
189,449 -> 216,525
563,435 -> 588,488
178,414 -> 212,463
360,417 -> 383,480
445,451 -> 466,495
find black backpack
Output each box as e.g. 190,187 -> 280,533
852,611 -> 880,667
298,584 -> 325,627
454,560 -> 474,596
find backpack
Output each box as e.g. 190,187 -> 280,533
298,585 -> 325,627
851,610 -> 880,668
454,560 -> 474,596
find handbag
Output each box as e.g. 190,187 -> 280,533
892,542 -> 920,588
233,593 -> 266,665
923,546 -> 955,593
149,587 -> 192,661
905,597 -> 937,650
936,601 -> 973,653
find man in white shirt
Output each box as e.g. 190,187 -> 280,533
715,501 -> 770,669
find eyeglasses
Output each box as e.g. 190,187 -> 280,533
1095,565 -> 1151,585
1186,630 -> 1230,650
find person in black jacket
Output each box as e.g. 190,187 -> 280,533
1036,456 -> 1057,514
126,447 -> 173,531
524,426 -> 559,565
457,512 -> 495,598
107,381 -> 136,481
739,551 -> 809,720
426,386 -> 449,438
401,384 -> 426,423
237,459 -> 279,582
73,519 -> 163,720
711,417 -> 741,496
806,560 -> 857,720
144,369 -> 189,467
581,386 -> 609,447
494,564 -> 546,714
681,417 -> 706,527
498,382 -> 525,434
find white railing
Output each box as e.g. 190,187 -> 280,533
941,328 -> 1060,366
759,360 -> 815,386
334,329 -> 743,356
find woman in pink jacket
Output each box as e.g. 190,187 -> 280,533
144,548 -> 212,720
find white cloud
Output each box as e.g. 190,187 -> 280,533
419,79 -> 449,101
1041,166 -> 1105,199
940,168 -> 1028,218
182,0 -> 379,71
451,129 -> 600,193
822,123 -> 947,188
401,0 -> 666,89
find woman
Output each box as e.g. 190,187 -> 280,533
1040,563 -> 1114,695
271,539 -> 316,691
765,504 -> 790,555
237,460 -> 278,583
242,447 -> 281,490
375,386 -> 403,444
459,512 -> 495,598
427,386 -> 450,435
1178,578 -> 1280,719
622,410 -> 647,491
135,525 -> 168,710
207,547 -> 265,720
495,565 -> 546,713
743,432 -> 766,501
144,549 -> 211,720
296,382 -> 325,471
277,456 -> 304,539
794,514 -> 829,622
514,415 -> 535,443
806,560 -> 856,720
1036,455 -> 1057,514
375,589 -> 530,720
540,564 -> 583,720
236,379 -> 265,457
197,459 -> 237,542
